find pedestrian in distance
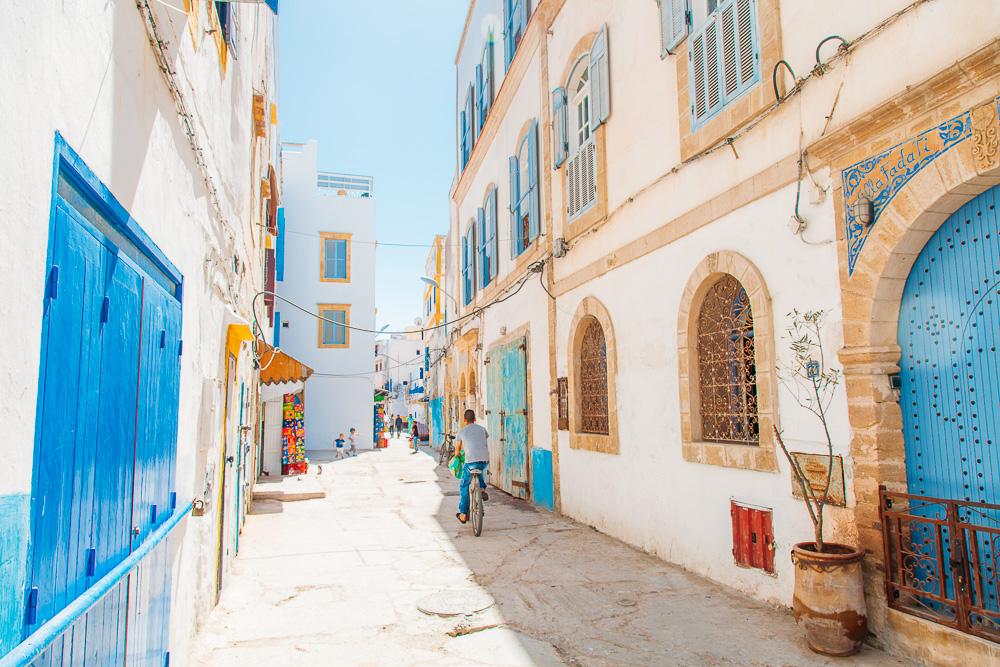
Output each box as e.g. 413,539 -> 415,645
455,409 -> 489,524
395,415 -> 403,439
334,432 -> 347,460
348,427 -> 357,456
410,421 -> 419,454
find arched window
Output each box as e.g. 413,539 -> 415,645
696,274 -> 758,444
568,57 -> 591,154
578,319 -> 609,435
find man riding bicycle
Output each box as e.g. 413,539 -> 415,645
455,408 -> 489,524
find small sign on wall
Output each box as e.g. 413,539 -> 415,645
790,453 -> 846,506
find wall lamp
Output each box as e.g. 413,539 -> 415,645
852,197 -> 874,227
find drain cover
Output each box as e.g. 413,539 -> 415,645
416,589 -> 495,617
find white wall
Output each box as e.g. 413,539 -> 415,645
0,0 -> 277,659
278,141 -> 376,451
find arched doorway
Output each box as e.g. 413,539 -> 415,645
899,185 -> 1000,506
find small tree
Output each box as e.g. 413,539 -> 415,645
775,309 -> 841,552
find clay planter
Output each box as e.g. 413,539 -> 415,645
791,542 -> 868,657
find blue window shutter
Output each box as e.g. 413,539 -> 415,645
488,189 -> 498,279
474,64 -> 484,137
519,0 -> 529,39
468,225 -> 476,298
275,207 -> 285,281
459,109 -> 467,169
719,0 -> 760,102
589,25 -> 610,128
661,0 -> 690,54
527,121 -> 540,243
465,85 -> 474,156
508,155 -> 520,258
484,40 -> 494,115
273,312 -> 281,348
477,206 -> 487,287
504,0 -> 514,66
551,87 -> 568,168
461,235 -> 469,304
689,11 -> 723,126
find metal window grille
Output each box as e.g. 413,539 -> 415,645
579,320 -> 609,435
557,377 -> 569,431
697,274 -> 758,444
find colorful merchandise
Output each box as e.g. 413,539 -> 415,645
281,392 -> 307,475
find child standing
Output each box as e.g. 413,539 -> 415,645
348,427 -> 358,456
334,432 -> 346,459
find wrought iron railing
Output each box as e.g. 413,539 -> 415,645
0,501 -> 193,667
879,488 -> 1000,643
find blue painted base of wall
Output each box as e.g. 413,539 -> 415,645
0,493 -> 31,654
531,449 -> 554,511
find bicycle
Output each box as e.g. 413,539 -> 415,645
468,467 -> 485,537
438,433 -> 455,466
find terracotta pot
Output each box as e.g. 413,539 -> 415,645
791,542 -> 868,657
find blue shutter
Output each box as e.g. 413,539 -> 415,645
483,40 -> 494,116
504,0 -> 514,65
689,10 -> 723,126
527,121 -> 540,243
508,155 -> 520,258
273,312 -> 281,348
661,0 -> 690,53
458,109 -> 467,169
465,85 -> 474,156
488,188 -> 498,280
468,225 -> 476,299
474,64 -> 484,137
719,0 -> 760,101
552,87 -> 568,168
477,206 -> 487,288
589,25 -> 610,128
461,234 -> 470,304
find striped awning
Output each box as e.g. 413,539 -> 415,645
259,342 -> 313,385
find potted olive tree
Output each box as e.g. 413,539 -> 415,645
774,310 -> 867,656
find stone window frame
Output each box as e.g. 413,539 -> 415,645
677,251 -> 778,471
567,297 -> 619,454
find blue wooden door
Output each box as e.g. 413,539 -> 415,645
486,338 -> 529,498
899,185 -> 1000,616
899,185 -> 1000,505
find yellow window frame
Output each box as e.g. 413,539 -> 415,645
319,232 -> 352,283
317,303 -> 350,349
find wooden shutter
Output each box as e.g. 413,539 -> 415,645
477,206 -> 487,288
483,41 -> 494,115
660,0 -> 690,54
474,64 -> 484,137
509,155 -> 520,258
527,121 -> 540,243
720,0 -> 759,99
689,13 -> 722,125
458,109 -> 468,169
552,87 -> 568,169
488,189 -> 498,279
461,234 -> 470,304
588,25 -> 610,128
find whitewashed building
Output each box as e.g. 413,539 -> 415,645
444,0 -> 1000,662
0,0 -> 280,662
375,333 -> 426,424
277,141 -> 377,452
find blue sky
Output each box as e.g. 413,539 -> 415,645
278,1 -> 468,333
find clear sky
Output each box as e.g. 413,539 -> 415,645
278,1 -> 468,333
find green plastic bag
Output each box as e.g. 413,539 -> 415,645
448,451 -> 465,479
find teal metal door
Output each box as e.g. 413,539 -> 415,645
486,337 -> 529,498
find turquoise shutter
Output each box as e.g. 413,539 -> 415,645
474,64 -> 484,137
527,121 -> 540,242
461,234 -> 469,304
458,109 -> 467,169
464,85 -> 474,158
488,188 -> 498,279
589,25 -> 610,128
484,40 -> 494,114
689,12 -> 722,125
660,0 -> 690,54
508,155 -> 520,258
552,87 -> 568,168
477,207 -> 487,287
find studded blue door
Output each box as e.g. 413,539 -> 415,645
898,185 -> 1000,619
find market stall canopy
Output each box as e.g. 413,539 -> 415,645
259,343 -> 313,386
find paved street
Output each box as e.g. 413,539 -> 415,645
191,438 -> 907,666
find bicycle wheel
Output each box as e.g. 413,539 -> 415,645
471,477 -> 484,537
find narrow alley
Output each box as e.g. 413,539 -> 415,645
192,439 -> 905,667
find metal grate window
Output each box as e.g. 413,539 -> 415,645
697,274 -> 758,444
578,320 -> 609,435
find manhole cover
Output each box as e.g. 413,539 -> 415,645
416,589 -> 495,617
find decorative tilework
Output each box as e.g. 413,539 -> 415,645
843,112 -> 971,274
